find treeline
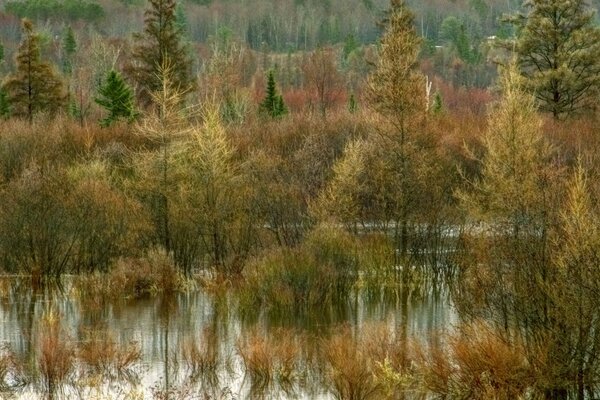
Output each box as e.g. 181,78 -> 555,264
0,0 -> 600,396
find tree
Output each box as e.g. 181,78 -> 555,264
509,0 -> 600,118
61,25 -> 77,75
0,88 -> 9,119
259,70 -> 287,118
126,0 -> 194,106
366,0 -> 427,258
302,47 -> 343,117
1,19 -> 65,123
455,63 -> 565,396
95,70 -> 136,127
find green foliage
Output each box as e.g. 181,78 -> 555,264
4,0 -> 105,23
348,93 -> 357,113
95,70 -> 136,127
0,89 -> 9,120
240,225 -> 357,313
439,16 -> 481,65
259,70 -> 287,118
2,19 -> 65,123
509,0 -> 600,118
174,2 -> 188,35
61,26 -> 76,74
126,0 -> 194,105
432,90 -> 442,114
0,42 -> 4,64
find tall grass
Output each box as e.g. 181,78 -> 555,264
78,329 -> 141,382
36,309 -> 74,397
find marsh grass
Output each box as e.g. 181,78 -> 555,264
236,328 -> 304,394
78,329 -> 141,382
75,249 -> 185,304
36,309 -> 75,398
413,322 -> 532,399
181,327 -> 219,382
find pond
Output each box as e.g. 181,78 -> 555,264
0,277 -> 456,399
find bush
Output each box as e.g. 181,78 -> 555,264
239,225 -> 357,313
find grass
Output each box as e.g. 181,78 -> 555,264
78,329 -> 141,382
36,309 -> 74,397
75,249 -> 185,304
181,327 -> 219,381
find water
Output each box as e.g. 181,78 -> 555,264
0,277 -> 456,399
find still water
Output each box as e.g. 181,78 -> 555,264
0,278 -> 455,399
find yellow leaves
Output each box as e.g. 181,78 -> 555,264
312,138 -> 367,224
459,62 -> 553,229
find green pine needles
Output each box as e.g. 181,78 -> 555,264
259,70 -> 287,118
95,70 -> 136,127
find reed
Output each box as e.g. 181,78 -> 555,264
36,309 -> 74,397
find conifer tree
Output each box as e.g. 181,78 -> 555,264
259,70 -> 287,118
0,88 -> 9,119
1,19 -> 65,124
126,0 -> 193,105
62,25 -> 77,75
367,0 -> 426,258
508,0 -> 600,118
95,70 -> 136,127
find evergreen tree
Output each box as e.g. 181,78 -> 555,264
259,70 -> 287,118
126,0 -> 193,106
61,25 -> 77,74
432,90 -> 443,114
0,41 -> 4,64
348,93 -> 357,113
0,88 -> 9,119
2,19 -> 65,124
508,0 -> 600,118
95,70 -> 136,127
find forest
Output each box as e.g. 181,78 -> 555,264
0,0 -> 600,398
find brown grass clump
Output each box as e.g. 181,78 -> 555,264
37,309 -> 74,396
76,249 -> 184,303
414,321 -> 532,400
181,327 -> 219,380
323,327 -> 381,400
237,328 -> 302,390
78,329 -> 141,381
237,331 -> 275,388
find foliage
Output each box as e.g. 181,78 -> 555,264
508,0 -> 600,118
126,0 -> 194,105
4,0 -> 105,23
259,69 -> 287,118
2,19 -> 66,123
95,70 -> 136,127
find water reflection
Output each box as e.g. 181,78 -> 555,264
0,277 -> 455,399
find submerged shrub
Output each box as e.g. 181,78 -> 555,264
75,249 -> 184,301
240,225 -> 358,312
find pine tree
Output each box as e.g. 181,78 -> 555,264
348,93 -> 357,113
432,91 -> 443,114
62,25 -> 77,74
126,0 -> 194,106
259,70 -> 287,118
0,88 -> 9,119
1,19 -> 65,124
508,0 -> 600,118
95,70 -> 136,127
